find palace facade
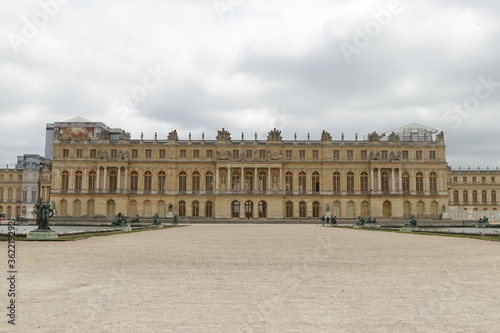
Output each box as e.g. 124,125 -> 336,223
1,118 -> 499,221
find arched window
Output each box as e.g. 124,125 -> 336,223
346,172 -> 354,192
285,172 -> 293,193
299,201 -> 307,218
360,172 -> 368,192
144,171 -> 152,192
61,170 -> 69,191
472,190 -> 478,203
232,201 -> 240,218
347,201 -> 355,218
22,206 -> 27,215
158,200 -> 166,217
158,171 -> 166,192
232,171 -> 240,191
0,188 -> 3,202
61,199 -> 68,216
130,171 -> 139,191
179,200 -> 186,217
258,171 -> 267,192
73,199 -> 81,216
402,172 -> 410,192
429,172 -> 437,192
430,201 -> 438,218
109,170 -> 118,192
106,200 -> 116,218
129,200 -> 137,217
285,201 -> 293,218
383,200 -> 392,218
258,201 -> 267,218
144,200 -> 152,217
416,172 -> 424,192
381,171 -> 390,192
333,201 -> 341,217
205,172 -> 214,193
361,201 -> 369,218
192,171 -> 200,193
403,201 -> 411,219
312,172 -> 320,193
88,171 -> 96,192
7,188 -> 13,202
416,201 -> 425,218
31,187 -> 37,202
492,190 -> 497,203
312,201 -> 320,218
245,171 -> 253,191
245,200 -> 253,218
463,190 -> 469,203
299,172 -> 306,194
453,190 -> 459,202
179,171 -> 187,192
482,190 -> 487,203
75,170 -> 83,192
333,172 -> 341,192
205,201 -> 213,217
192,201 -> 199,217
87,200 -> 95,217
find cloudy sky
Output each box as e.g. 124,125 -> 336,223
1,0 -> 500,169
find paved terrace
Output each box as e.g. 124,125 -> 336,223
3,224 -> 499,332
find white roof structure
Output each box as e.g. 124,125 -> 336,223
383,123 -> 439,142
65,116 -> 93,123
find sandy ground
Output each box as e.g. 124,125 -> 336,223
2,224 -> 500,333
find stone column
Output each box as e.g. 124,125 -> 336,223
399,169 -> 403,192
96,167 -> 101,191
391,168 -> 395,192
103,167 -> 108,192
370,168 -> 374,191
254,167 -> 258,192
377,169 -> 381,192
241,167 -> 244,191
267,167 -> 271,192
228,167 -> 231,191
216,167 -> 219,191
124,168 -> 128,192
279,167 -> 283,191
118,167 -> 121,192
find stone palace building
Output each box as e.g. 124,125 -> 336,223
0,117 -> 498,221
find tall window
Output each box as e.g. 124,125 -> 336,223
75,170 -> 83,192
87,200 -> 95,217
192,172 -> 200,193
312,172 -> 320,193
333,172 -> 341,192
402,172 -> 410,192
361,201 -> 369,218
453,190 -> 459,202
463,190 -> 468,203
492,190 -> 497,203
416,201 -> 425,218
245,171 -> 253,191
61,199 -> 68,216
158,171 -> 166,192
73,200 -> 81,216
205,201 -> 213,217
347,201 -> 355,218
192,201 -> 199,217
144,171 -> 152,192
472,190 -> 478,203
429,172 -> 437,192
383,201 -> 392,218
312,201 -> 320,218
109,170 -> 118,192
258,171 -> 267,192
285,172 -> 293,193
333,201 -> 341,217
232,201 -> 240,218
381,171 -> 390,192
205,172 -> 214,193
430,201 -> 438,218
298,172 -> 306,194
179,171 -> 187,192
129,200 -> 137,217
347,172 -> 354,192
61,170 -> 69,191
403,201 -> 411,219
130,171 -> 138,191
299,201 -> 307,217
360,172 -> 368,192
232,171 -> 240,191
88,171 -> 96,191
179,200 -> 186,217
482,190 -> 487,203
245,201 -> 253,218
285,201 -> 293,218
258,201 -> 267,218
158,201 -> 166,217
416,172 -> 424,192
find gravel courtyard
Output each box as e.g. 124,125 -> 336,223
5,225 -> 500,332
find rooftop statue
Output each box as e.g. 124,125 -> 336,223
368,131 -> 381,142
216,128 -> 231,141
267,128 -> 282,142
321,130 -> 332,142
167,130 -> 179,141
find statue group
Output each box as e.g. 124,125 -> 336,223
34,198 -> 54,231
404,214 -> 418,228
